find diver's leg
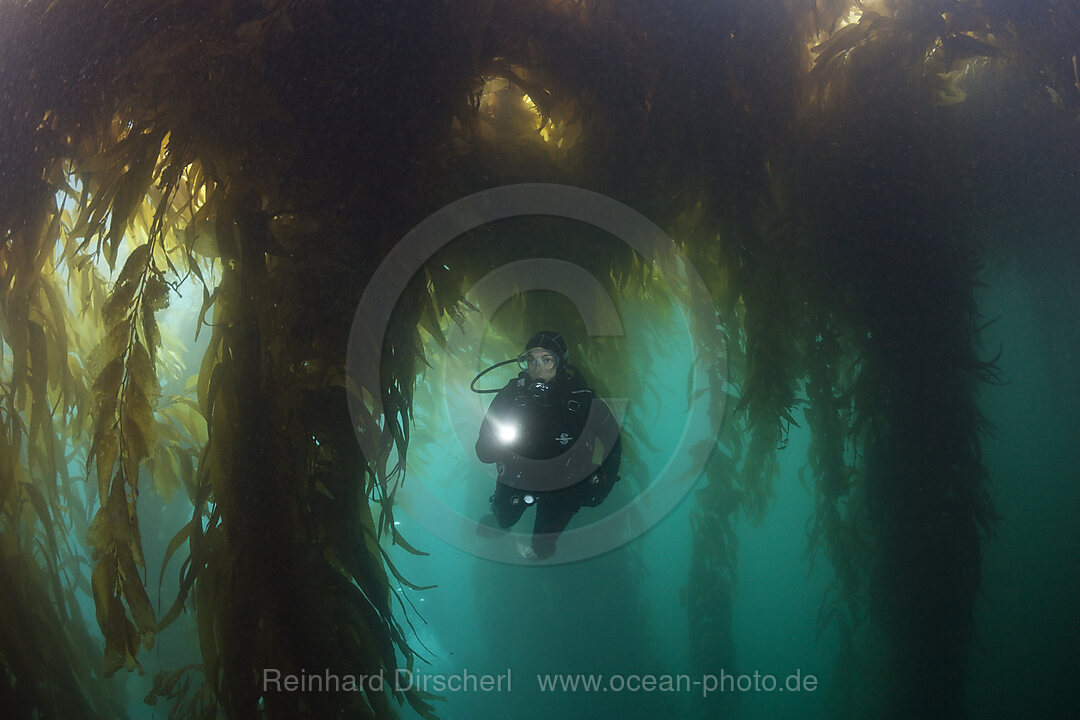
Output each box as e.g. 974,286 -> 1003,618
490,482 -> 529,529
531,485 -> 583,559
476,511 -> 506,537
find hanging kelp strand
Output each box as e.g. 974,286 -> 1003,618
86,163 -> 181,675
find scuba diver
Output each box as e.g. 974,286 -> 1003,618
473,331 -> 622,559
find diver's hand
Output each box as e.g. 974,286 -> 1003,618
581,471 -> 618,507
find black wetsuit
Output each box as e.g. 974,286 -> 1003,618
475,367 -> 621,558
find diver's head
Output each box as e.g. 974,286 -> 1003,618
519,331 -> 567,382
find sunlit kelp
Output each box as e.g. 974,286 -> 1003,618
0,129 -> 139,715
1,1 -> 444,718
0,191 -> 130,713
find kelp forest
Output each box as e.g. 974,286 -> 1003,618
1,0 -> 1078,718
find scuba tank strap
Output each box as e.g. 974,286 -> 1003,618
566,386 -> 594,413
561,365 -> 593,413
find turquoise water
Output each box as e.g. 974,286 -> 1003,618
968,256 -> 1080,717
390,418 -> 836,720
77,245 -> 1078,719
55,238 -> 1077,720
384,246 -> 1079,720
393,283 -> 838,719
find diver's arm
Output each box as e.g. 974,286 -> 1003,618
601,425 -> 622,478
596,402 -> 622,478
475,424 -> 501,464
577,399 -> 622,507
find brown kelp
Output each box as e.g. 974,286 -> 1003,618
0,1 -> 448,717
778,2 -> 1027,715
2,0 -> 1078,719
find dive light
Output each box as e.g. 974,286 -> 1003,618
492,417 -> 519,445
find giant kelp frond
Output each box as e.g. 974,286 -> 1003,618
800,318 -> 872,713
144,663 -> 219,720
173,185 -> 435,718
85,162 -> 179,675
1,114 -> 213,692
2,1 -> 434,717
0,529 -> 127,718
799,0 -> 1077,119
0,126 -> 136,720
775,4 -> 1017,714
